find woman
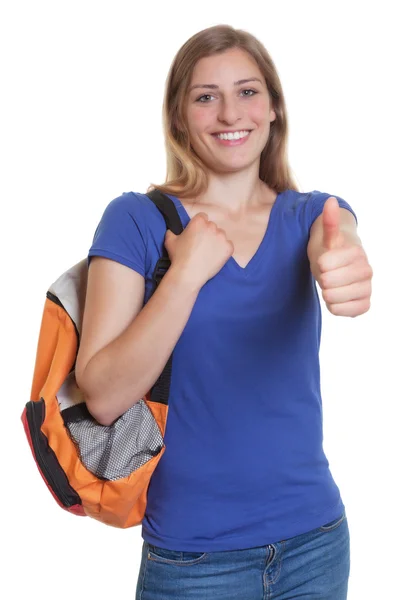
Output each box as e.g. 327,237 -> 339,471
76,25 -> 372,599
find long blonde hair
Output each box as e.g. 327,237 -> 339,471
149,24 -> 300,198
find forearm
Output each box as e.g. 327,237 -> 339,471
79,267 -> 200,425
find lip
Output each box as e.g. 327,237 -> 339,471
211,130 -> 252,147
212,129 -> 252,135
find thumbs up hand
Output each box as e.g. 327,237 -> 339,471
314,196 -> 373,317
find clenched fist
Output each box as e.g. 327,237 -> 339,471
164,212 -> 234,292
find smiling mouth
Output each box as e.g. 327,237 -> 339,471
212,130 -> 251,141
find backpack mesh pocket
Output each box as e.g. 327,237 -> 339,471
62,400 -> 164,481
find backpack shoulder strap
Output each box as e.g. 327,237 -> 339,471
145,189 -> 185,289
146,189 -> 184,235
145,189 -> 184,405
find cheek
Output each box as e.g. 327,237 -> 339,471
248,98 -> 271,125
187,106 -> 213,133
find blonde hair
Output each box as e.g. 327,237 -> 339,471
149,24 -> 300,198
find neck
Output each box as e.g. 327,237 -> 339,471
193,163 -> 275,215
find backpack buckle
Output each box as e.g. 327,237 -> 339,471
152,256 -> 171,286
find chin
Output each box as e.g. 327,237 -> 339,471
212,157 -> 258,174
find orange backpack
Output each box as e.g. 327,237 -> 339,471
22,190 -> 183,528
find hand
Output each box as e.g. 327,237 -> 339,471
164,212 -> 234,291
317,196 -> 373,317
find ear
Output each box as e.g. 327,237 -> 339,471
270,109 -> 276,123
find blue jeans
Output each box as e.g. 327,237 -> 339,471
135,510 -> 350,599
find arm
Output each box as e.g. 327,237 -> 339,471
307,196 -> 373,318
75,257 -> 199,426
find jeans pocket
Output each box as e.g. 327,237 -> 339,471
318,510 -> 346,532
147,543 -> 208,566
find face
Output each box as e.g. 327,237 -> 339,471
184,48 -> 276,175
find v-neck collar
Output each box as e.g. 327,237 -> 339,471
167,190 -> 287,278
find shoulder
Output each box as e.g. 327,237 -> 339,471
101,191 -> 164,222
88,191 -> 168,276
280,189 -> 343,208
279,188 -> 357,227
95,190 -> 169,237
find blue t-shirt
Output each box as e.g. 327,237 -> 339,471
88,188 -> 357,552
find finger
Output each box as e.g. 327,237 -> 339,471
164,229 -> 177,240
322,196 -> 344,250
328,298 -> 371,317
319,258 -> 372,288
322,280 -> 371,305
193,212 -> 209,221
318,245 -> 365,273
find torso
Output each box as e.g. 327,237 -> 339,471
178,187 -> 279,269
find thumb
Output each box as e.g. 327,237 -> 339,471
322,196 -> 344,250
164,228 -> 177,250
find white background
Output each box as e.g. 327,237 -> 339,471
1,1 -> 398,598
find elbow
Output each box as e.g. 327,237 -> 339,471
75,365 -> 143,427
80,390 -> 118,427
86,391 -> 144,426
76,383 -> 141,427
85,395 -> 142,427
89,410 -> 116,427
75,372 -> 115,427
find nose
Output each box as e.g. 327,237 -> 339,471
217,97 -> 242,126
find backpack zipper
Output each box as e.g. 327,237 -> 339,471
26,400 -> 81,508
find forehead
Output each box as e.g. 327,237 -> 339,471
190,48 -> 264,85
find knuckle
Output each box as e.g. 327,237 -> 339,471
322,289 -> 333,303
328,303 -> 340,316
317,257 -> 326,272
217,227 -> 228,239
354,245 -> 366,259
353,300 -> 370,317
194,212 -> 208,224
319,273 -> 329,289
362,298 -> 371,313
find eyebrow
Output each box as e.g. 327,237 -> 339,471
188,77 -> 263,92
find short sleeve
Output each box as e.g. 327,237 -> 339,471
87,192 -> 147,276
306,190 -> 358,231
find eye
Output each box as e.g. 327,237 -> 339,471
240,89 -> 258,97
195,94 -> 215,103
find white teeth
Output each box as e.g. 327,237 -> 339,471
216,130 -> 250,140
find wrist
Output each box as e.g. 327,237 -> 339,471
162,264 -> 202,297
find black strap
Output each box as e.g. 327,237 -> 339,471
146,189 -> 184,289
145,189 -> 184,406
146,189 -> 184,236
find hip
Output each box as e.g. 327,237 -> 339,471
135,509 -> 350,599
